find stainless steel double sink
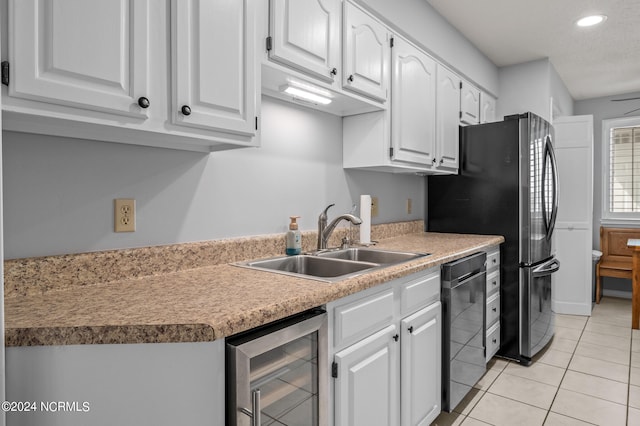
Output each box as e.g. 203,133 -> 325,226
235,247 -> 429,282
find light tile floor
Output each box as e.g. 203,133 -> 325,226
431,297 -> 640,426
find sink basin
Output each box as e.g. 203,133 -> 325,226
238,255 -> 377,282
316,247 -> 429,264
235,248 -> 429,282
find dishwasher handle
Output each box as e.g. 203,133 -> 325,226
441,252 -> 487,282
448,270 -> 486,290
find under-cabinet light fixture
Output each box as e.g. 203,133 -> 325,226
281,83 -> 332,105
576,14 -> 607,27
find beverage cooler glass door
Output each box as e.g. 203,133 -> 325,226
226,309 -> 328,426
524,115 -> 558,264
521,258 -> 560,360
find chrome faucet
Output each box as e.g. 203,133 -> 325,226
317,204 -> 363,250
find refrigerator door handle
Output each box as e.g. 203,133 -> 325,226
532,258 -> 561,277
548,139 -> 559,237
542,137 -> 559,241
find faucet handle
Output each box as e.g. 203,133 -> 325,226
321,203 -> 335,218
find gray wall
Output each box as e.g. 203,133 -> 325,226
497,59 -> 574,122
575,90 -> 640,296
3,96 -> 425,259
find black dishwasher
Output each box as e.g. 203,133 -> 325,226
441,252 -> 487,412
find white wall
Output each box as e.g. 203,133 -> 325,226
549,62 -> 574,119
2,96 -> 425,259
496,58 -> 574,122
497,59 -> 552,121
357,0 -> 498,96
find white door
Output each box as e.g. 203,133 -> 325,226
400,303 -> 441,426
8,0 -> 150,119
269,0 -> 340,84
460,80 -> 480,125
334,325 -> 399,426
553,115 -> 594,315
391,37 -> 436,166
172,0 -> 257,137
343,2 -> 389,102
435,65 -> 460,172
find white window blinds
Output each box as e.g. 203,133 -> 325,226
609,126 -> 640,212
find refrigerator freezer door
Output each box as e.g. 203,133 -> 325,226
520,258 -> 559,361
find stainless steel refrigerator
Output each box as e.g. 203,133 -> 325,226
428,112 -> 560,365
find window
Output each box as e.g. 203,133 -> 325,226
602,116 -> 640,222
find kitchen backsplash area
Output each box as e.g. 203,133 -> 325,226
2,96 -> 425,260
4,220 -> 424,298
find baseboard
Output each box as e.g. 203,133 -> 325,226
601,289 -> 632,299
553,301 -> 592,316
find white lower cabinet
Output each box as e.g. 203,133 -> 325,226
329,268 -> 442,426
400,302 -> 442,426
334,325 -> 399,426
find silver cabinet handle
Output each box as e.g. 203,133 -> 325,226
240,389 -> 261,426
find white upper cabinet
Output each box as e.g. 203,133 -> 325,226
481,92 -> 497,123
3,0 -> 259,151
8,0 -> 150,119
268,0 -> 341,84
390,36 -> 437,166
343,2 -> 390,102
460,80 -> 480,125
172,0 -> 256,137
435,65 -> 461,172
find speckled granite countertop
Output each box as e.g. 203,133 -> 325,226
5,230 -> 503,347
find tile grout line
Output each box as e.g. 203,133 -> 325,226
539,315 -> 587,426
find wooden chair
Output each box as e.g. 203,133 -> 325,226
595,226 -> 640,303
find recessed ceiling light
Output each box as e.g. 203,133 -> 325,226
576,14 -> 607,27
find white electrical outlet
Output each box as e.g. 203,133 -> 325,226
114,199 -> 136,232
371,197 -> 379,217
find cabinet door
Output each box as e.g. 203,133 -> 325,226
9,0 -> 149,119
400,302 -> 441,426
480,92 -> 497,123
334,325 -> 399,426
172,0 -> 256,137
391,37 -> 436,165
460,80 -> 480,125
343,2 -> 390,102
435,65 -> 460,172
269,0 -> 340,84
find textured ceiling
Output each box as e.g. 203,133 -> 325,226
427,0 -> 640,100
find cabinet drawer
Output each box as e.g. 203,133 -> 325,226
334,289 -> 395,348
486,292 -> 500,327
400,270 -> 440,316
486,270 -> 500,297
486,248 -> 500,271
486,322 -> 500,362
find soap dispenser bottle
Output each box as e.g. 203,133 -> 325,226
286,216 -> 302,255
